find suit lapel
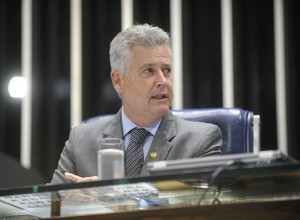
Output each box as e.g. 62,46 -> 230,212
97,109 -> 123,141
141,111 -> 176,175
144,111 -> 176,162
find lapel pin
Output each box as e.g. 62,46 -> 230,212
149,151 -> 158,159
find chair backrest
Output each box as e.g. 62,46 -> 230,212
171,108 -> 260,154
84,108 -> 260,155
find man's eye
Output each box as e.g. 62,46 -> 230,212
163,68 -> 172,76
143,68 -> 154,74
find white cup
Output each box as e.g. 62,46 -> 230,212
97,138 -> 124,180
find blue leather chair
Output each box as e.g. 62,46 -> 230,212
84,108 -> 260,155
171,108 -> 260,154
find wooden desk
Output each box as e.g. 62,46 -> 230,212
48,199 -> 300,220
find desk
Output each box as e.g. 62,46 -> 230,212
1,160 -> 300,219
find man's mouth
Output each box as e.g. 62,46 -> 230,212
152,93 -> 168,100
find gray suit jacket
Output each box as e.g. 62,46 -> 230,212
49,110 -> 222,184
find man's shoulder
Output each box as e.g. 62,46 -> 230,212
73,115 -> 115,133
172,113 -> 207,125
173,113 -> 220,131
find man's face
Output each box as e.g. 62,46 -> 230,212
112,45 -> 173,126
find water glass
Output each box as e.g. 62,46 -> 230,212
97,138 -> 124,180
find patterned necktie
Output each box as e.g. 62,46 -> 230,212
125,128 -> 150,177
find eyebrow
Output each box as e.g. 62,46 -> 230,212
140,63 -> 171,69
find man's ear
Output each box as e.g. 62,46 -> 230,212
111,70 -> 122,96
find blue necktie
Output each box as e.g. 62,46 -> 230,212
125,128 -> 150,176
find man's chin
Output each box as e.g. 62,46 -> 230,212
152,105 -> 170,116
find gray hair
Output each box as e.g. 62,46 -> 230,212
109,23 -> 172,74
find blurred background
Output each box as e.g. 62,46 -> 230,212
0,0 -> 299,186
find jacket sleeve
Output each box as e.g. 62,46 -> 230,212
48,128 -> 76,185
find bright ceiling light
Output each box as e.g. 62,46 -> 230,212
8,76 -> 27,98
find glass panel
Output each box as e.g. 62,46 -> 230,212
1,160 -> 300,219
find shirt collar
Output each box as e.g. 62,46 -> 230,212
121,107 -> 161,137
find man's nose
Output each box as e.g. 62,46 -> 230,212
156,70 -> 167,86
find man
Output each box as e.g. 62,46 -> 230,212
50,24 -> 222,184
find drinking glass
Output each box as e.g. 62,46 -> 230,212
97,138 -> 124,180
